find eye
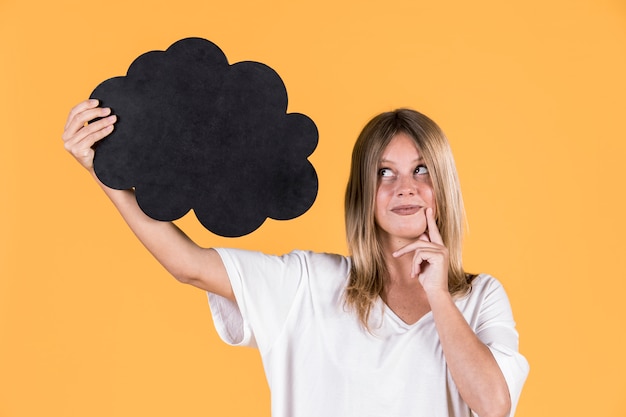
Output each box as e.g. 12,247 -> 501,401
415,165 -> 429,175
379,168 -> 394,178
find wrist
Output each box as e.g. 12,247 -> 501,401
425,287 -> 453,307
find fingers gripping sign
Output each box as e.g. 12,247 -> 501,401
62,99 -> 117,171
393,208 -> 449,294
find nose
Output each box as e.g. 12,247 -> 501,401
396,175 -> 417,196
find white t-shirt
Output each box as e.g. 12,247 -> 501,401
207,249 -> 529,417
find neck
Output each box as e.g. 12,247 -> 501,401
378,230 -> 417,254
379,236 -> 416,285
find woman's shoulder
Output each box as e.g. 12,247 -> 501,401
459,273 -> 512,306
291,250 -> 351,275
469,273 -> 503,289
215,247 -> 351,275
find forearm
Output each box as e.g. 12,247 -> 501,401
93,171 -> 208,284
428,291 -> 511,417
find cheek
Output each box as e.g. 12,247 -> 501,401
424,186 -> 435,204
374,184 -> 391,220
418,183 -> 436,208
375,183 -> 393,205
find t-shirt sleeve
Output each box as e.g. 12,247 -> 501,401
206,248 -> 306,353
472,277 -> 530,417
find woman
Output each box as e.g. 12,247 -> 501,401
62,100 -> 529,417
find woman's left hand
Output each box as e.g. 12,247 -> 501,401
393,207 -> 449,295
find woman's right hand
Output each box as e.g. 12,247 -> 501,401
62,99 -> 117,172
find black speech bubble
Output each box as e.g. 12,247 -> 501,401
90,37 -> 318,237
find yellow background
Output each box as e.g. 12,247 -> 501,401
1,0 -> 625,415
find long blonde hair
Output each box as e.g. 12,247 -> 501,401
344,109 -> 472,328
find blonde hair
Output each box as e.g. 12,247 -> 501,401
344,108 -> 473,328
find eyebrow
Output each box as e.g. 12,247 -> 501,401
378,157 -> 424,164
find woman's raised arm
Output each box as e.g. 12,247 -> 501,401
62,99 -> 234,301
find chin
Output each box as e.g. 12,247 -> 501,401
400,232 -> 426,241
380,228 -> 426,244
398,224 -> 428,239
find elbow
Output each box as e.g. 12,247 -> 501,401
173,273 -> 192,285
171,268 -> 212,292
168,266 -> 197,286
172,270 -> 199,286
477,392 -> 511,417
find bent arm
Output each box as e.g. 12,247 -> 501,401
62,99 -> 233,300
395,209 -> 513,417
428,291 -> 511,417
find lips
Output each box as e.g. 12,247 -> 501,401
391,205 -> 423,216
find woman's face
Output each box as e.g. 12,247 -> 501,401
374,132 -> 435,247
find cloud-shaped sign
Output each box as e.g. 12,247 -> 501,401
90,37 -> 318,237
